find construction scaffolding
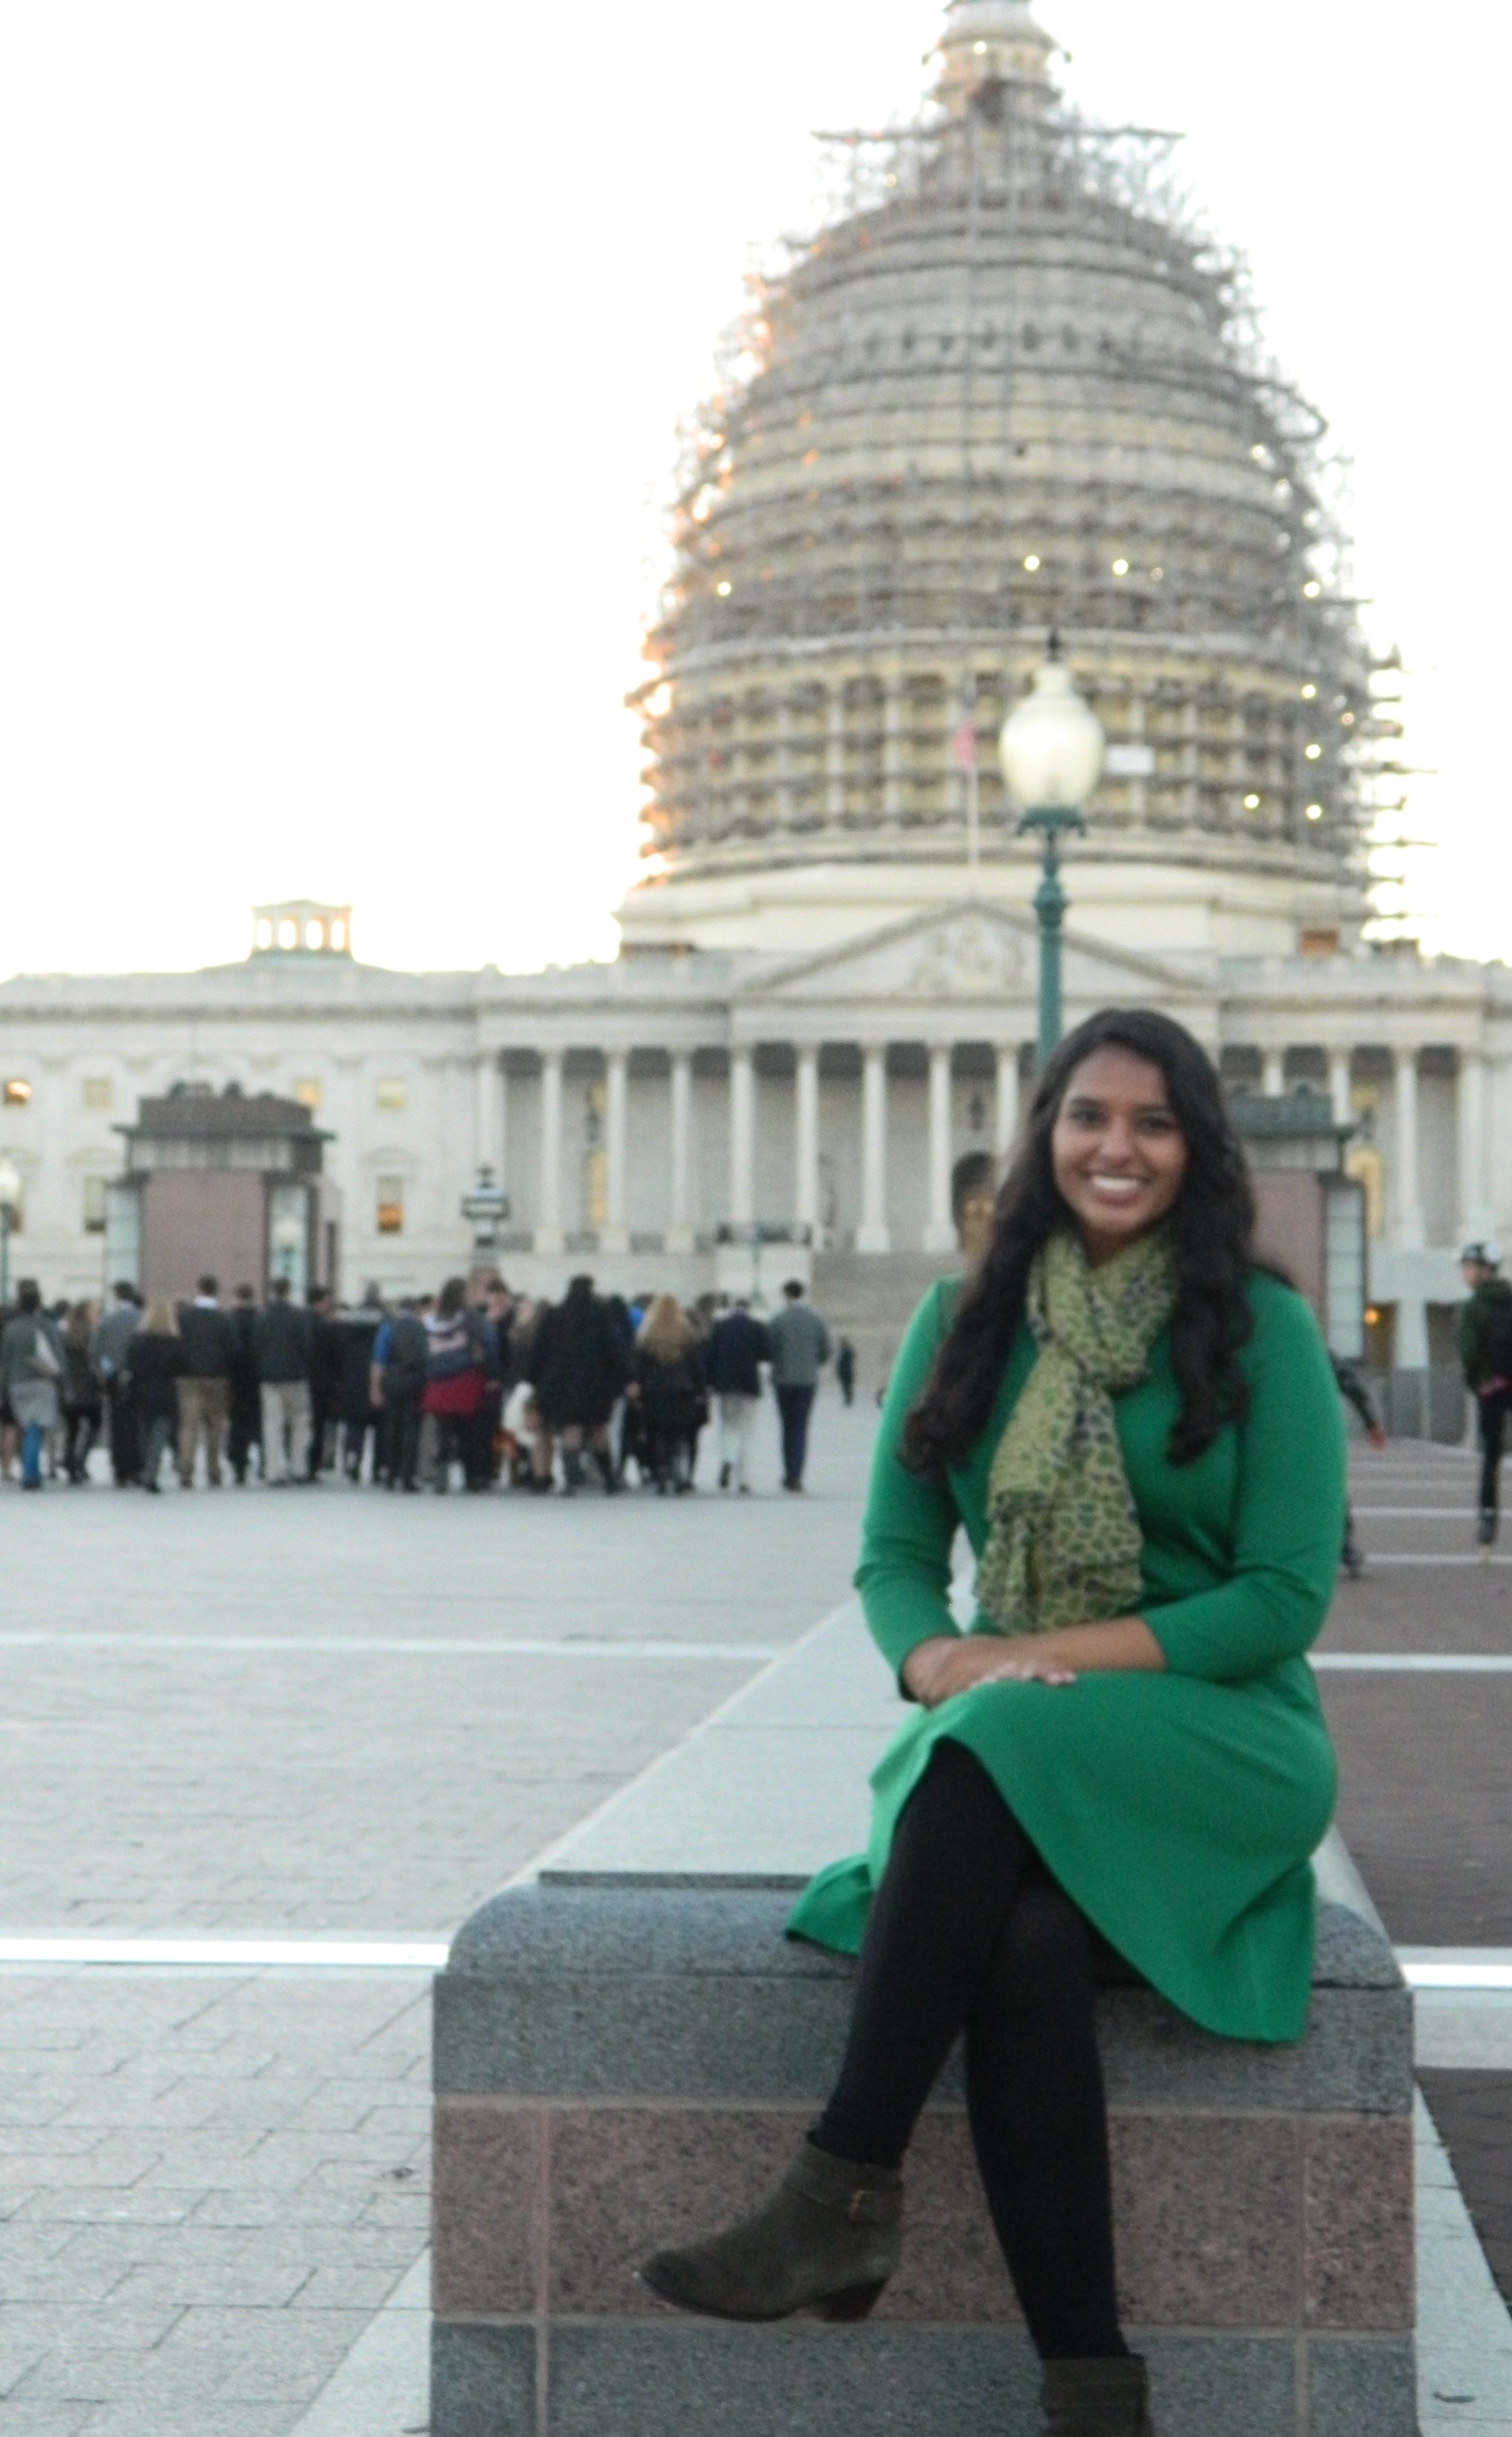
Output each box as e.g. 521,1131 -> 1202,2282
631,0 -> 1394,922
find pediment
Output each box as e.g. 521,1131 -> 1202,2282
740,901 -> 1207,1016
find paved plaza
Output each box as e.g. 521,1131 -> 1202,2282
0,1402 -> 1510,2429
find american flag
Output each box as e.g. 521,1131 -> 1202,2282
953,716 -> 977,772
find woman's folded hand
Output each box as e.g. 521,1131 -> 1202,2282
902,1634 -> 1077,1707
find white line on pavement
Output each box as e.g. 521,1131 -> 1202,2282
0,1633 -> 782,1661
1313,1654 -> 1512,1672
1403,1958 -> 1512,1991
0,1937 -> 448,1968
1345,1554 -> 1512,1566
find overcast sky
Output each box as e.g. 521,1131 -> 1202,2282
0,1 -> 1502,979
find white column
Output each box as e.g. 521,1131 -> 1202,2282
474,1053 -> 496,1179
603,1048 -> 629,1253
729,1046 -> 755,1228
995,1044 -> 1020,1161
924,1044 -> 956,1252
795,1046 -> 820,1238
1457,1049 -> 1494,1242
857,1044 -> 891,1253
1329,1048 -> 1352,1128
666,1051 -> 694,1254
1393,1045 -> 1425,1251
497,1064 -> 510,1203
534,1050 -> 564,1255
1262,1046 -> 1285,1097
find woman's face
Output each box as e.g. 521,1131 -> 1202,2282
1049,1046 -> 1189,1265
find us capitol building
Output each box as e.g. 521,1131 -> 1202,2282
0,0 -> 1503,1405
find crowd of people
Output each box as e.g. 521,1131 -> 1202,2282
0,1267 -> 853,1498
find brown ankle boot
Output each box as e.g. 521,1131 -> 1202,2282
638,2136 -> 902,2323
1042,2355 -> 1154,2435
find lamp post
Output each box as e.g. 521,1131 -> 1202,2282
0,1157 -> 19,1308
999,644 -> 1106,1066
461,1164 -> 509,1257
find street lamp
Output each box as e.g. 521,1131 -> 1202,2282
999,642 -> 1105,1066
0,1156 -> 19,1307
461,1164 -> 509,1255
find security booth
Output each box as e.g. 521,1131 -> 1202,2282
1228,1086 -> 1367,1365
105,1087 -> 336,1305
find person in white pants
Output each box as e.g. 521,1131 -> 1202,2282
705,1299 -> 771,1494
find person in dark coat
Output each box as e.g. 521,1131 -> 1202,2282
1459,1242 -> 1512,1548
90,1283 -> 142,1484
629,1295 -> 704,1493
337,1287 -> 386,1481
176,1276 -> 235,1487
373,1299 -> 429,1491
304,1286 -> 344,1480
226,1285 -> 261,1483
60,1302 -> 102,1483
128,1300 -> 185,1492
707,1299 -> 770,1493
528,1274 -> 630,1493
253,1278 -> 314,1486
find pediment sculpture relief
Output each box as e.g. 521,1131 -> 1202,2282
906,914 -> 1026,998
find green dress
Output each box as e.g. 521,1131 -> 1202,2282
787,1270 -> 1345,2043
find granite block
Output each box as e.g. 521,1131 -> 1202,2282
1138,2334 -> 1299,2437
1305,2334 -> 1418,2435
548,2108 -> 805,2317
1112,2116 -> 1299,2327
545,2322 -> 1041,2437
430,2321 -> 537,2437
874,2111 -> 1018,2322
434,1890 -> 1412,2116
1303,2118 -> 1415,2330
432,2105 -> 545,2318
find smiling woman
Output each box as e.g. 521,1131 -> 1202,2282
642,1007 -> 1346,2437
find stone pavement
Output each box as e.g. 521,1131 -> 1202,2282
3,1403 -> 1512,2429
0,1399 -> 872,2434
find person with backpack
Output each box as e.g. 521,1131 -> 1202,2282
373,1297 -> 429,1491
1459,1242 -> 1512,1548
0,1280 -> 65,1489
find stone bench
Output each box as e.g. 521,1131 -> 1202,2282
431,1872 -> 1416,2437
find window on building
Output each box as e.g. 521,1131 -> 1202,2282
3,1078 -> 31,1105
82,1077 -> 112,1111
375,1078 -> 407,1110
293,1079 -> 322,1110
82,1176 -> 108,1233
376,1176 -> 405,1235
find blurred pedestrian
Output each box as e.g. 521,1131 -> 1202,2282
835,1339 -> 856,1408
1331,1352 -> 1386,1580
90,1282 -> 141,1484
631,1295 -> 703,1493
0,1280 -> 65,1490
421,1277 -> 491,1492
60,1302 -> 102,1482
767,1277 -> 831,1493
305,1286 -> 343,1479
226,1285 -> 261,1484
254,1277 -> 313,1486
952,1150 -> 999,1268
528,1274 -> 630,1493
176,1275 -> 233,1487
338,1285 -> 386,1482
373,1297 -> 428,1491
1459,1241 -> 1512,1549
707,1298 -> 769,1494
129,1300 -> 185,1492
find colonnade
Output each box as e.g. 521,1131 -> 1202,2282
470,1036 -> 1499,1261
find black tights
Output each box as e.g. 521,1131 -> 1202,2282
812,1738 -> 1125,2362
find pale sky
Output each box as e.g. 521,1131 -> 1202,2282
0,1 -> 1503,981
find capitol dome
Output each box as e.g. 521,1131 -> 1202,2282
623,0 -> 1389,962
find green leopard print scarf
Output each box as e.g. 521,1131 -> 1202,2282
973,1225 -> 1177,1637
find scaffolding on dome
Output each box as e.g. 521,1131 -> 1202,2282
632,1 -> 1400,914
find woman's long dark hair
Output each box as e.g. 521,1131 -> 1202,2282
903,1008 -> 1257,1477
